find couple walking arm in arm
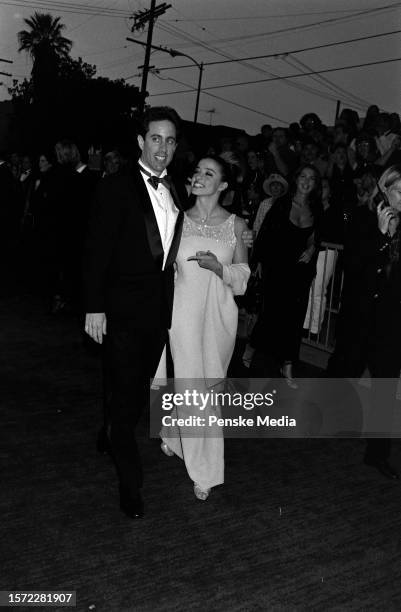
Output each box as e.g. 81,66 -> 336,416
83,106 -> 250,517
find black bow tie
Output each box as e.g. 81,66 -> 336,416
139,163 -> 171,190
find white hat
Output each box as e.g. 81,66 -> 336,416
263,173 -> 289,196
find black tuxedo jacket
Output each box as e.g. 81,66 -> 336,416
83,165 -> 186,329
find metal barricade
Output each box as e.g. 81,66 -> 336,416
302,242 -> 344,352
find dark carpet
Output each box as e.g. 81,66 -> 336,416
1,296 -> 401,612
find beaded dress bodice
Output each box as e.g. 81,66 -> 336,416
181,213 -> 237,249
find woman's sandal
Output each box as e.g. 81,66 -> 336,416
194,484 -> 210,501
160,442 -> 174,457
280,362 -> 298,390
242,345 -> 255,368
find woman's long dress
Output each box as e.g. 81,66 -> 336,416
162,214 -> 239,490
252,197 -> 318,363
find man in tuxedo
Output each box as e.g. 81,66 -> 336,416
83,107 -> 186,519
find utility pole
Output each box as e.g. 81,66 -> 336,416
130,1 -> 171,113
335,100 -> 341,122
193,63 -> 204,124
127,37 -> 204,124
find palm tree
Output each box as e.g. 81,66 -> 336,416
18,12 -> 72,99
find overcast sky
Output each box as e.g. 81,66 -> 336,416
0,0 -> 400,133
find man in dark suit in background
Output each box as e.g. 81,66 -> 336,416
83,107 -> 185,519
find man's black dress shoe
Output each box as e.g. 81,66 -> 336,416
364,457 -> 400,480
119,487 -> 144,519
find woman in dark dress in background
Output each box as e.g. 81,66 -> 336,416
249,164 -> 322,387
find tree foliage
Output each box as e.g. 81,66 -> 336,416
18,12 -> 72,103
18,12 -> 72,59
11,13 -> 143,151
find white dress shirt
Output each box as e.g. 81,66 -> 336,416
139,162 -> 178,270
139,162 -> 179,385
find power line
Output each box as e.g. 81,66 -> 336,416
147,56 -> 401,96
127,20 -> 377,112
152,10 -> 399,111
69,0 -> 125,33
281,56 -> 372,110
151,21 -> 389,113
149,60 -> 365,116
166,8 -> 388,21
155,28 -> 401,71
156,19 -> 305,108
151,71 -> 289,124
0,0 -> 132,17
143,66 -> 370,110
157,20 -> 289,85
148,63 -> 370,112
157,21 -> 236,61
156,2 -> 401,51
2,0 -> 131,14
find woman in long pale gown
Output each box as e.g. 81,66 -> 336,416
161,156 -> 250,500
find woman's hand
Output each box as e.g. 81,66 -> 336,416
298,246 -> 315,264
187,251 -> 223,277
377,202 -> 397,236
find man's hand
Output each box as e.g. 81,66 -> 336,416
242,229 -> 254,249
85,313 -> 107,344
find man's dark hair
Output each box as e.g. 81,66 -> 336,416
138,106 -> 181,139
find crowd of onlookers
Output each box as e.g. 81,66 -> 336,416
0,105 -> 400,323
0,141 -> 123,308
189,106 -> 401,361
195,106 -> 401,236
